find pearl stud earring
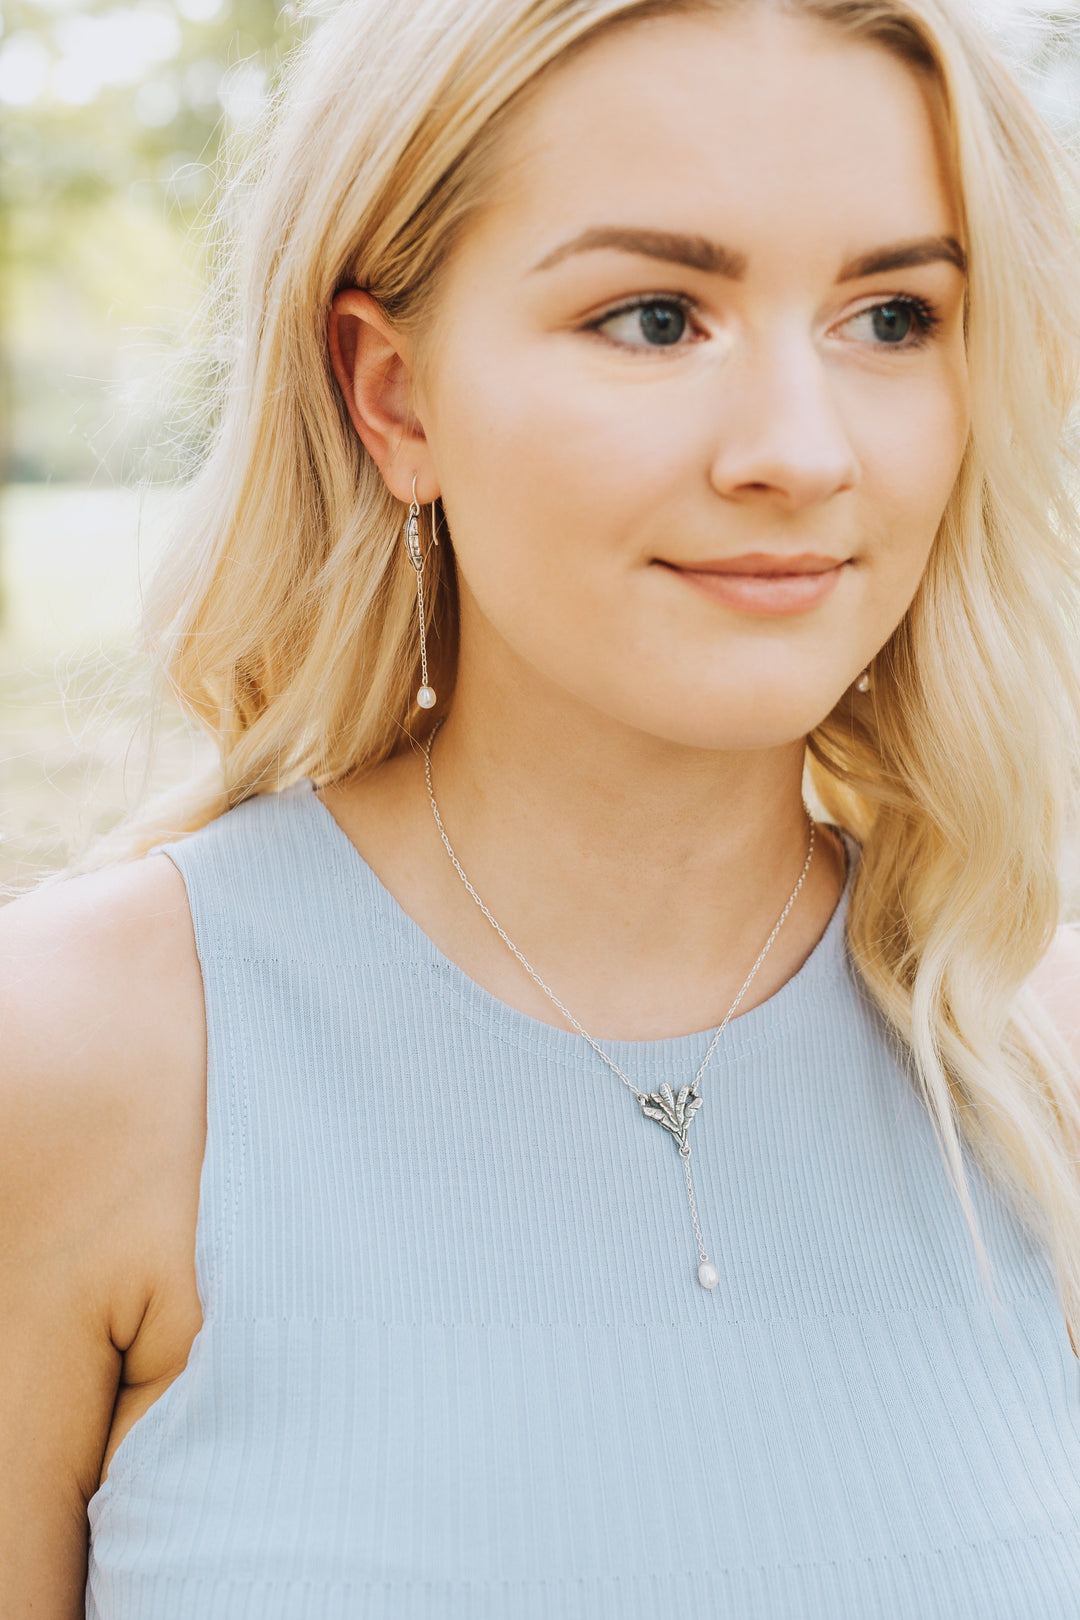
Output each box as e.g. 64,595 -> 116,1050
855,669 -> 871,693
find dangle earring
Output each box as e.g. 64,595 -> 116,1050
855,668 -> 871,693
404,474 -> 440,710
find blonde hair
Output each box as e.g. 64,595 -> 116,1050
134,0 -> 1080,1342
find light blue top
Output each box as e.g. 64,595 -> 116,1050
86,783 -> 1080,1618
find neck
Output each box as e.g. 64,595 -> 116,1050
323,652 -> 847,1041
433,694 -> 811,910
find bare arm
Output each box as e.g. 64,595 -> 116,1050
0,857 -> 206,1614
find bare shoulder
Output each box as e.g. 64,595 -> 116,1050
0,853 -> 205,1183
0,854 -> 206,1611
1027,923 -> 1080,1061
0,844 -> 195,973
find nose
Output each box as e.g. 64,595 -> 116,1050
708,324 -> 858,510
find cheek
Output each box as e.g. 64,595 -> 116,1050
428,335 -> 701,619
854,357 -> 969,598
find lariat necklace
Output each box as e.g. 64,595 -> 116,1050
422,720 -> 816,1290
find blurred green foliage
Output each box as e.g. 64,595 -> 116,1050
0,0 -> 302,484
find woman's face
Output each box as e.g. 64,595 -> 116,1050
413,5 -> 969,750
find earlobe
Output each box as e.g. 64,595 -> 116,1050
328,288 -> 436,503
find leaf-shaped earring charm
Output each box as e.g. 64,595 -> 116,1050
405,508 -> 423,571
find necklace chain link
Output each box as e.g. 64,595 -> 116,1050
422,719 -> 816,1286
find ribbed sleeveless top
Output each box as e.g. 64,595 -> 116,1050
86,783 -> 1080,1618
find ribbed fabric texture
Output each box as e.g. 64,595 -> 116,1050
86,784 -> 1080,1618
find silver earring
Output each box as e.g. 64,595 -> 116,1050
405,475 -> 439,710
855,668 -> 871,693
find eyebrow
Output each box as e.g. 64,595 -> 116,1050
532,227 -> 746,278
530,226 -> 967,281
837,236 -> 967,280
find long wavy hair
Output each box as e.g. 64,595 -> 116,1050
128,0 -> 1080,1345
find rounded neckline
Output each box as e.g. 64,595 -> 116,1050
300,780 -> 858,1067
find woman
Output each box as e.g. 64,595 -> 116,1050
4,0 -> 1080,1612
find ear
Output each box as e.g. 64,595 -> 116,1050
328,288 -> 438,503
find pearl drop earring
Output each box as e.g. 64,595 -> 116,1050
855,669 -> 871,693
404,475 -> 439,710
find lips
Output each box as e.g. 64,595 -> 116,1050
661,553 -> 849,616
671,552 -> 847,575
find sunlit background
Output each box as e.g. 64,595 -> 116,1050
0,0 -> 1078,892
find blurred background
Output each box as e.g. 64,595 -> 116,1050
0,0 -> 1078,893
0,0 -> 303,888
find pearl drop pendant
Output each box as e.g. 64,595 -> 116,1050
697,1260 -> 719,1290
417,685 -> 437,709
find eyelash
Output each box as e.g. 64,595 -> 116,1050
584,291 -> 943,351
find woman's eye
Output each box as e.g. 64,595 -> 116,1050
842,297 -> 939,348
592,298 -> 693,349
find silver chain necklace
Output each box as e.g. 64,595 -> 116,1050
422,720 -> 816,1290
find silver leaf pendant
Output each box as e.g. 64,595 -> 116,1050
405,512 -> 423,571
637,1080 -> 704,1157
